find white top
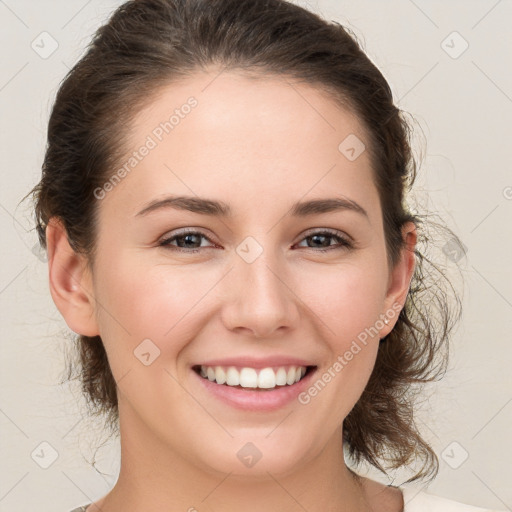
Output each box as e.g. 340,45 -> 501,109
69,488 -> 505,512
401,487 -> 503,511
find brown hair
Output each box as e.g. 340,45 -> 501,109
28,0 -> 462,485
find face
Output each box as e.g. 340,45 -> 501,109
56,68 -> 414,478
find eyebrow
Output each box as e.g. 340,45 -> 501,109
135,195 -> 369,220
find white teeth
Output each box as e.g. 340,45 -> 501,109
215,366 -> 226,385
226,367 -> 240,386
198,365 -> 309,389
258,368 -> 276,388
286,367 -> 296,385
239,368 -> 258,388
275,367 -> 287,386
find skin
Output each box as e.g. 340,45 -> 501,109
47,68 -> 416,512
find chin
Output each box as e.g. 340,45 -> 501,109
195,435 -> 310,478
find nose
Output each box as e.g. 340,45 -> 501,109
220,247 -> 301,338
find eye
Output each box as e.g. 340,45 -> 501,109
158,228 -> 353,254
158,230 -> 216,253
295,229 -> 353,252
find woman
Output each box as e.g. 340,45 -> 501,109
29,0 -> 504,510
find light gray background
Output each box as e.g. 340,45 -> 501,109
0,1 -> 511,511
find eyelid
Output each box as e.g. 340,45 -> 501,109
159,225 -> 214,238
293,228 -> 353,251
158,228 -> 217,248
299,227 -> 353,242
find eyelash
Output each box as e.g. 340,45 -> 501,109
158,229 -> 353,254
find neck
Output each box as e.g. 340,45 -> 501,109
97,401 -> 374,512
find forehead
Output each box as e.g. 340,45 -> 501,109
130,68 -> 368,151
101,69 -> 379,222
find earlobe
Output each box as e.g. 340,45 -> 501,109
46,217 -> 99,337
381,222 -> 417,335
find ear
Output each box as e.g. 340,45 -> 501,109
46,217 -> 99,336
379,221 -> 417,337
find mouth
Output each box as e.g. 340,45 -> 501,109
192,364 -> 317,391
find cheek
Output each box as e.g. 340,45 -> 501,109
300,259 -> 387,344
297,261 -> 386,402
93,251 -> 219,363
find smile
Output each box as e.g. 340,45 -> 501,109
193,365 -> 315,390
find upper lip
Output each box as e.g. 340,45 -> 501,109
193,356 -> 316,369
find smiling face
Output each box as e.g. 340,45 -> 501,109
49,68 -> 415,481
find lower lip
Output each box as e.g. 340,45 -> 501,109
192,367 -> 317,411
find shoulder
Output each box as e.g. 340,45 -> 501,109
401,487 -> 505,512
